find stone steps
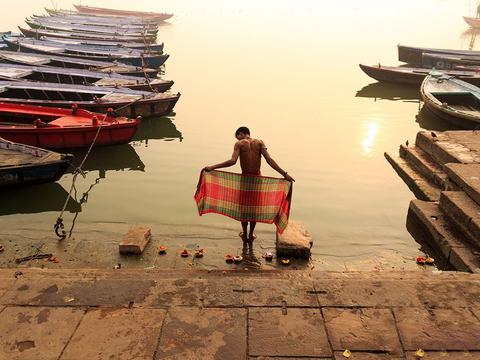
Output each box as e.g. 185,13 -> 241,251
445,163 -> 480,206
407,200 -> 480,273
384,152 -> 441,201
440,191 -> 480,249
399,144 -> 450,190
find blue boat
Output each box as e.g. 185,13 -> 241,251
4,36 -> 168,69
0,138 -> 72,188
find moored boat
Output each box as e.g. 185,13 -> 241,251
0,137 -> 72,188
26,18 -> 157,38
44,8 -> 159,26
4,37 -> 169,68
0,103 -> 140,149
0,80 -> 180,118
420,71 -> 480,129
0,63 -> 174,92
422,52 -> 480,69
0,50 -> 159,77
398,44 -> 480,65
74,4 -> 173,22
31,15 -> 159,32
19,27 -> 163,51
359,64 -> 480,86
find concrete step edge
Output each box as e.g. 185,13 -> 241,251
385,152 -> 441,201
399,144 -> 449,189
445,163 -> 480,206
439,191 -> 480,249
415,131 -> 463,165
408,200 -> 480,273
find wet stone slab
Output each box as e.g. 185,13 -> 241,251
248,308 -> 331,357
313,279 -> 424,307
156,307 -> 247,359
0,306 -> 84,360
1,278 -> 156,307
61,308 -> 166,360
395,307 -> 480,350
323,308 -> 403,355
151,278 -> 244,308
243,278 -> 317,307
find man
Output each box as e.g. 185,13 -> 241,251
204,126 -> 294,243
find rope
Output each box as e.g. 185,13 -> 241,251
54,111 -> 108,239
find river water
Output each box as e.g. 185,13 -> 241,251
0,0 -> 475,270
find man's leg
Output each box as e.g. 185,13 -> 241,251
248,222 -> 256,242
241,222 -> 249,242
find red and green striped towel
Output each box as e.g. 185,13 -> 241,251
194,170 -> 293,233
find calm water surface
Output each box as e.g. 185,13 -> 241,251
0,0 -> 475,270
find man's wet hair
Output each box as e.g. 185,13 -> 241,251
235,127 -> 250,136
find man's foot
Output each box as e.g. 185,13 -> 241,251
248,234 -> 256,243
239,232 -> 257,241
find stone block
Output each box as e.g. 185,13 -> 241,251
156,307 -> 247,359
276,220 -> 312,258
395,307 -> 480,350
119,225 -> 151,255
0,306 -> 84,360
445,163 -> 480,206
61,308 -> 166,360
249,308 -> 331,357
323,308 -> 403,355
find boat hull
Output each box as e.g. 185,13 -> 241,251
359,64 -> 480,87
0,159 -> 70,188
74,4 -> 173,21
0,124 -> 139,149
420,74 -> 480,129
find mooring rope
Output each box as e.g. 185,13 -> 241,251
54,111 -> 108,239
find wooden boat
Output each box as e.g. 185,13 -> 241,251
32,15 -> 159,32
420,71 -> 480,129
0,50 -> 159,78
398,44 -> 480,65
422,52 -> 480,70
44,8 -> 159,26
0,63 -> 173,92
26,18 -> 157,39
0,137 -> 71,188
21,25 -> 154,44
0,103 -> 140,149
359,64 -> 480,86
19,27 -> 163,51
4,37 -> 169,68
0,80 -> 180,118
464,16 -> 480,29
74,4 -> 173,22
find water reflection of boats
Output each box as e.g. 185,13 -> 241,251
355,82 -> 420,102
132,117 -> 183,143
0,182 -> 81,216
415,105 -> 461,131
68,143 -> 145,177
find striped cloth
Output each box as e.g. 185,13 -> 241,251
194,170 -> 293,233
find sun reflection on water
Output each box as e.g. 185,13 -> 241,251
361,121 -> 380,156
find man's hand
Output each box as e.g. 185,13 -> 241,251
204,166 -> 214,172
284,173 -> 295,182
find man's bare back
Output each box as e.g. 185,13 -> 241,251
237,138 -> 264,175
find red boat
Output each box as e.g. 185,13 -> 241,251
74,4 -> 173,21
0,103 -> 140,149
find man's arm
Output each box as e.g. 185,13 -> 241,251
261,142 -> 295,182
204,142 -> 241,171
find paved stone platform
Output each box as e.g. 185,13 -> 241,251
0,269 -> 479,359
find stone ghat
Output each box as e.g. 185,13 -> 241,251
385,131 -> 480,273
0,268 -> 479,359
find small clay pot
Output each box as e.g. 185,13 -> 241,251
180,250 -> 189,258
195,249 -> 204,258
158,246 -> 167,254
225,254 -> 234,263
233,255 -> 243,263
